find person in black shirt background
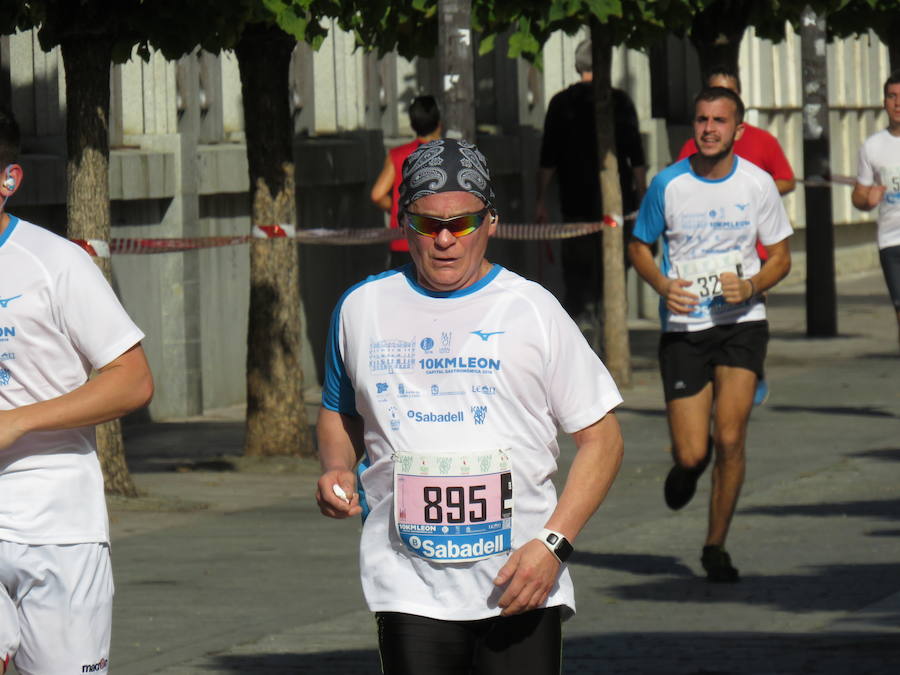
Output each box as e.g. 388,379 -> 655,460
535,38 -> 647,328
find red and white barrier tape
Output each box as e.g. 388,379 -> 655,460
252,224 -> 296,238
69,217 -> 633,256
71,239 -> 111,258
64,177 -> 862,258
798,174 -> 856,187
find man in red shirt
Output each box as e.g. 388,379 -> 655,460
677,66 -> 795,405
370,96 -> 443,269
677,67 -> 795,200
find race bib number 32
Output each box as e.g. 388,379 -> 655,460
394,450 -> 513,563
675,249 -> 743,299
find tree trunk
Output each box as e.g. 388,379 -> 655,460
688,0 -> 754,80
235,23 -> 311,457
438,0 -> 475,141
60,38 -> 138,497
590,20 -> 631,388
800,7 -> 837,337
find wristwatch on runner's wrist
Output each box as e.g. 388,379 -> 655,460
538,528 -> 573,563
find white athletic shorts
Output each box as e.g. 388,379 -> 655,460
0,541 -> 113,675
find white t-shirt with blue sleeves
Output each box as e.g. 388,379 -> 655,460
633,156 -> 793,332
856,128 -> 900,250
322,263 -> 622,621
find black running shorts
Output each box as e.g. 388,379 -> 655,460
879,244 -> 900,310
376,607 -> 562,675
659,321 -> 769,401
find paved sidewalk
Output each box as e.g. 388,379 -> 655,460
15,272 -> 899,674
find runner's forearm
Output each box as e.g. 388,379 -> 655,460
316,407 -> 364,471
628,240 -> 669,296
751,239 -> 792,294
544,413 -> 623,543
2,345 -> 151,438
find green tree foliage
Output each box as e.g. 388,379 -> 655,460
473,0 -> 695,63
826,0 -> 900,71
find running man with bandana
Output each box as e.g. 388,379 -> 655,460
316,139 -> 624,674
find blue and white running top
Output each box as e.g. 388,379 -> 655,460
323,264 -> 622,621
633,156 -> 793,332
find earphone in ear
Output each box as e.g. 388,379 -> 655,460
2,165 -> 14,191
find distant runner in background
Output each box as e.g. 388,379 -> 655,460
371,95 -> 443,270
629,87 -> 792,583
852,69 -> 900,350
676,65 -> 796,406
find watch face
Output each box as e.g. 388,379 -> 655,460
555,538 -> 573,563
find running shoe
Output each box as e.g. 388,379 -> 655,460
663,435 -> 713,510
753,379 -> 769,406
701,545 -> 740,582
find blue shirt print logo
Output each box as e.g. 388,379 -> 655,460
470,330 -> 504,342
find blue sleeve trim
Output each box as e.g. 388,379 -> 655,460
356,455 -> 372,523
0,215 -> 19,248
634,160 -> 694,244
321,300 -> 356,414
322,268 -> 404,414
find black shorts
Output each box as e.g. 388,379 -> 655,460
879,244 -> 900,310
659,321 -> 769,401
376,607 -> 561,675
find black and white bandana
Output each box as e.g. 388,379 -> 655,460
398,138 -> 495,209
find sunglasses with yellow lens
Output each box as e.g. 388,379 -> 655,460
403,208 -> 492,238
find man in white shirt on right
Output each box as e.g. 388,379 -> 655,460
852,70 -> 900,350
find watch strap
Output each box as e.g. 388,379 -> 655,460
538,528 -> 573,563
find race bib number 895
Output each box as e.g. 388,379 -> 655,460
394,450 -> 512,563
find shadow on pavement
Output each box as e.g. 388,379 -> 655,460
768,404 -> 898,419
205,651 -> 380,674
562,632 -> 897,674
859,351 -> 900,360
572,551 -> 694,577
601,562 -> 900,622
741,496 -> 900,522
850,447 -> 900,462
123,421 -> 246,472
201,630 -> 900,674
869,529 -> 900,537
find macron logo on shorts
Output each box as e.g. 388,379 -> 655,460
82,657 -> 108,672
